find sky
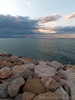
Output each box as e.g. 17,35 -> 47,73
0,0 -> 75,38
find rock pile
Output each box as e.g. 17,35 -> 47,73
0,52 -> 75,100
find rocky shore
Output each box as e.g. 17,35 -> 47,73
0,52 -> 75,100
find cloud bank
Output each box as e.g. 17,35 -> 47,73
0,14 -> 75,38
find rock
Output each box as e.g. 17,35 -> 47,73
21,63 -> 35,72
0,61 -> 7,68
55,86 -> 69,100
51,75 -> 60,82
56,70 -> 67,79
49,80 -> 60,92
22,92 -> 36,100
21,69 -> 34,79
22,77 -> 45,94
0,67 -> 12,79
0,83 -> 9,98
12,65 -> 33,79
41,77 -> 60,92
7,77 -> 25,97
12,65 -> 25,76
33,92 -> 61,100
34,64 -> 56,78
14,94 -> 22,100
48,61 -> 64,70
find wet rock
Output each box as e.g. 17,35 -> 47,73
22,77 -> 45,94
7,77 -> 25,97
0,67 -> 12,79
33,92 -> 61,100
22,92 -> 35,100
0,83 -> 9,98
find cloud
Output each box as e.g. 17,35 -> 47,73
38,26 -> 75,34
0,14 -> 75,38
65,12 -> 75,20
39,14 -> 62,23
0,14 -> 39,37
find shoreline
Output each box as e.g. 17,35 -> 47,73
0,52 -> 75,100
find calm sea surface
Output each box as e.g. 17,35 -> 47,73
0,38 -> 75,65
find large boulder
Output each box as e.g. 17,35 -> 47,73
0,83 -> 9,98
7,77 -> 25,97
22,92 -> 36,100
0,67 -> 12,79
22,77 -> 45,94
33,92 -> 61,100
34,64 -> 56,78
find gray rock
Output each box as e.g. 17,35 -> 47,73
14,94 -> 22,100
0,83 -> 9,98
21,63 -> 35,71
7,77 -> 25,97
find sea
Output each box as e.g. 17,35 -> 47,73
0,38 -> 75,65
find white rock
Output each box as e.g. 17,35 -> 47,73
49,61 -> 64,70
55,86 -> 69,100
34,64 -> 56,78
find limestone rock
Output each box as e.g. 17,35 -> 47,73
7,77 -> 25,97
22,92 -> 35,100
22,77 -> 45,94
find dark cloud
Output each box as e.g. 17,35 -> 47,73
52,26 -> 75,33
0,14 -> 39,37
39,14 -> 62,23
